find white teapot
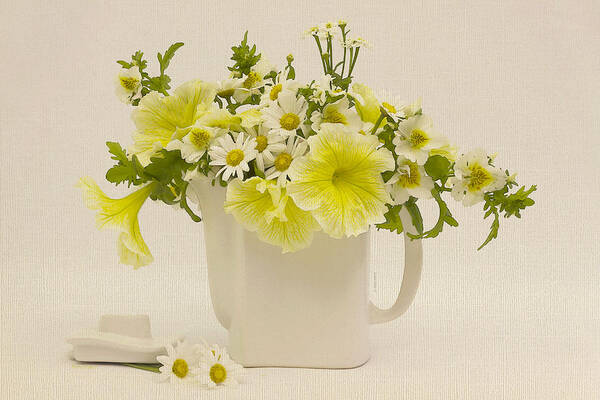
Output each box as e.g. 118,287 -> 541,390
190,178 -> 423,368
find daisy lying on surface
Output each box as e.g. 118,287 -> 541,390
80,20 -> 537,268
157,340 -> 243,388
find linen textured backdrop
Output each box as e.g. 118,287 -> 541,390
1,1 -> 599,399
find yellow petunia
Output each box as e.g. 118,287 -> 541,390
224,177 -> 320,253
129,80 -> 217,165
286,126 -> 395,238
351,83 -> 381,124
77,177 -> 156,268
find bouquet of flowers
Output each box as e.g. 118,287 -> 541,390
79,20 -> 537,268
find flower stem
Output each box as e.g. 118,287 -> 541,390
122,363 -> 161,373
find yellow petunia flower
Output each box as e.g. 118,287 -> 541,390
129,80 -> 217,165
351,83 -> 381,124
77,177 -> 156,268
286,126 -> 395,238
224,177 -> 320,253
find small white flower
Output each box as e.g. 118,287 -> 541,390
317,21 -> 339,38
310,96 -> 362,133
156,340 -> 202,384
266,135 -> 308,186
380,96 -> 421,119
193,344 -> 243,389
263,91 -> 308,137
245,124 -> 286,171
393,115 -> 447,164
341,36 -> 371,48
357,121 -> 383,136
209,132 -> 258,181
260,75 -> 300,106
233,58 -> 276,103
309,75 -> 333,105
166,125 -> 225,163
216,78 -> 243,99
450,149 -> 507,206
302,25 -> 320,38
386,156 -> 434,204
115,68 -> 142,104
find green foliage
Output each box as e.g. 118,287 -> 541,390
404,197 -> 424,235
478,184 -> 537,250
117,42 -> 184,103
105,142 -> 148,186
408,184 -> 458,240
376,204 -> 404,234
228,32 -> 261,76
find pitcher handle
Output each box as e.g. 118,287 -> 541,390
369,206 -> 423,324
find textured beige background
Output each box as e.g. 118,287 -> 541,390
1,0 -> 599,398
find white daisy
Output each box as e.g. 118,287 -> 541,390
266,135 -> 308,186
310,96 -> 362,133
156,340 -> 202,384
341,36 -> 371,48
393,114 -> 448,164
260,75 -> 300,106
450,149 -> 507,206
380,96 -> 422,119
193,344 -> 243,389
209,132 -> 258,181
302,25 -> 319,38
386,156 -> 434,204
114,68 -> 142,104
166,125 -> 225,163
317,21 -> 338,38
262,91 -> 308,137
245,124 -> 286,171
233,57 -> 277,103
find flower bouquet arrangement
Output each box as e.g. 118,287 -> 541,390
79,20 -> 537,268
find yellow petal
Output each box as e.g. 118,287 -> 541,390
287,128 -> 394,238
130,80 -> 217,165
77,177 -> 155,268
351,83 -> 381,124
224,177 -> 320,252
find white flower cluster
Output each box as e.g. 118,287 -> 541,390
157,340 -> 243,388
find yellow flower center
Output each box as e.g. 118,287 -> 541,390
467,163 -> 493,192
280,113 -> 300,130
226,149 -> 245,166
322,107 -> 347,124
243,71 -> 260,89
408,129 -> 429,148
255,135 -> 268,152
397,162 -> 421,188
120,77 -> 139,91
189,128 -> 211,149
209,363 -> 227,384
218,88 -> 234,98
274,152 -> 292,171
270,84 -> 283,101
171,359 -> 189,379
382,102 -> 397,114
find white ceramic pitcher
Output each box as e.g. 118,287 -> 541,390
190,178 -> 423,368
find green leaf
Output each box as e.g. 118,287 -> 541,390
145,149 -> 192,185
424,155 -> 452,181
228,31 -> 262,76
158,42 -> 184,75
408,184 -> 458,240
376,204 -> 404,234
105,142 -> 148,187
477,208 -> 499,250
404,197 -> 424,234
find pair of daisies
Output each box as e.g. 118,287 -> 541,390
157,340 -> 243,388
